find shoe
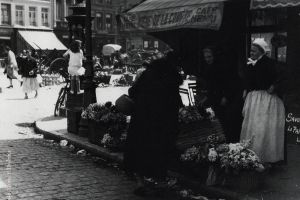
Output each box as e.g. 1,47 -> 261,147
6,85 -> 13,89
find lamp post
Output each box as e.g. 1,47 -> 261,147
65,0 -> 96,135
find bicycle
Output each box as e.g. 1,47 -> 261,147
50,58 -> 69,117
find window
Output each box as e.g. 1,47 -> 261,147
251,32 -> 287,63
1,4 -> 11,25
105,13 -> 112,31
56,0 -> 64,21
106,0 -> 112,5
29,7 -> 37,26
250,9 -> 288,63
154,41 -> 159,48
41,8 -> 49,26
144,41 -> 149,48
15,5 -> 24,26
96,12 -> 103,30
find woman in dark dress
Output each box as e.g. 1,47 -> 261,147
241,38 -> 285,163
19,50 -> 39,99
124,51 -> 183,195
196,47 -> 243,143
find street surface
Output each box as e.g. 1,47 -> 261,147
0,69 -> 168,200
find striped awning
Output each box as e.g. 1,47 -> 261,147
124,0 -> 227,31
251,0 -> 300,9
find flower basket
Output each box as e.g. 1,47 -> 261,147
178,161 -> 209,182
88,120 -> 107,145
176,119 -> 224,150
225,170 -> 264,192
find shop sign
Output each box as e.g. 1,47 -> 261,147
124,3 -> 223,31
251,0 -> 300,9
286,112 -> 300,144
0,28 -> 12,35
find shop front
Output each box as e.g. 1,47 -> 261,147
123,0 -> 249,75
250,0 -> 300,144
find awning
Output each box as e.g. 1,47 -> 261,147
124,0 -> 226,32
251,0 -> 300,9
18,31 -> 67,50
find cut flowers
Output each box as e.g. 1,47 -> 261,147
82,101 -> 127,150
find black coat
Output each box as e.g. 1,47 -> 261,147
123,58 -> 182,179
19,57 -> 38,78
244,55 -> 278,92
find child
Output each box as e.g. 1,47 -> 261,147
63,40 -> 85,94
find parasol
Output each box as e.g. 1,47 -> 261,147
102,44 -> 122,56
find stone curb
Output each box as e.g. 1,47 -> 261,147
34,119 -> 258,200
33,121 -> 123,164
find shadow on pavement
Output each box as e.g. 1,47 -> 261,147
40,115 -> 64,122
15,122 -> 34,127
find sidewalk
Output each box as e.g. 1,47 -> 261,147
35,116 -> 300,200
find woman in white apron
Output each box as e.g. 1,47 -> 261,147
241,38 -> 285,164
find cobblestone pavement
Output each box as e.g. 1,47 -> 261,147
0,71 -> 181,200
0,139 -> 167,200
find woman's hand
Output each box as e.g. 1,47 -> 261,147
243,90 -> 247,100
267,85 -> 275,94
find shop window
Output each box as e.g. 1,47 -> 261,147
41,8 -> 49,27
105,13 -> 112,31
251,9 -> 287,27
15,5 -> 24,26
1,4 -> 11,25
251,32 -> 287,63
96,12 -> 103,30
154,41 -> 159,48
29,7 -> 37,26
144,41 -> 149,48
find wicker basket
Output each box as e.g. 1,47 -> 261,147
225,171 -> 264,192
176,119 -> 224,150
88,120 -> 107,145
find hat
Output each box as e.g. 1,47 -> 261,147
252,38 -> 269,53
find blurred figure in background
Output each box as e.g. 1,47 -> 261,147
3,46 -> 21,88
63,40 -> 85,94
19,50 -> 39,99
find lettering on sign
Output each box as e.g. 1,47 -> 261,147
286,112 -> 300,144
124,3 -> 223,31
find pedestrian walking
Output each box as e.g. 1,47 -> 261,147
19,50 -> 39,99
3,46 -> 21,88
63,40 -> 85,94
240,38 -> 285,164
123,51 -> 183,197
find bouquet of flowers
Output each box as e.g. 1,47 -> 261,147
178,106 -> 204,124
81,102 -> 111,122
93,71 -> 111,85
82,102 -> 128,150
111,75 -> 130,86
218,141 -> 265,173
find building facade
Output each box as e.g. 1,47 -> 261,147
0,0 -> 53,53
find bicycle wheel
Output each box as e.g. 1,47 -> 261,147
54,87 -> 66,116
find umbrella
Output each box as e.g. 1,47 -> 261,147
102,44 -> 122,56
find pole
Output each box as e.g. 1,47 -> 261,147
77,0 -> 96,136
83,0 -> 96,107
